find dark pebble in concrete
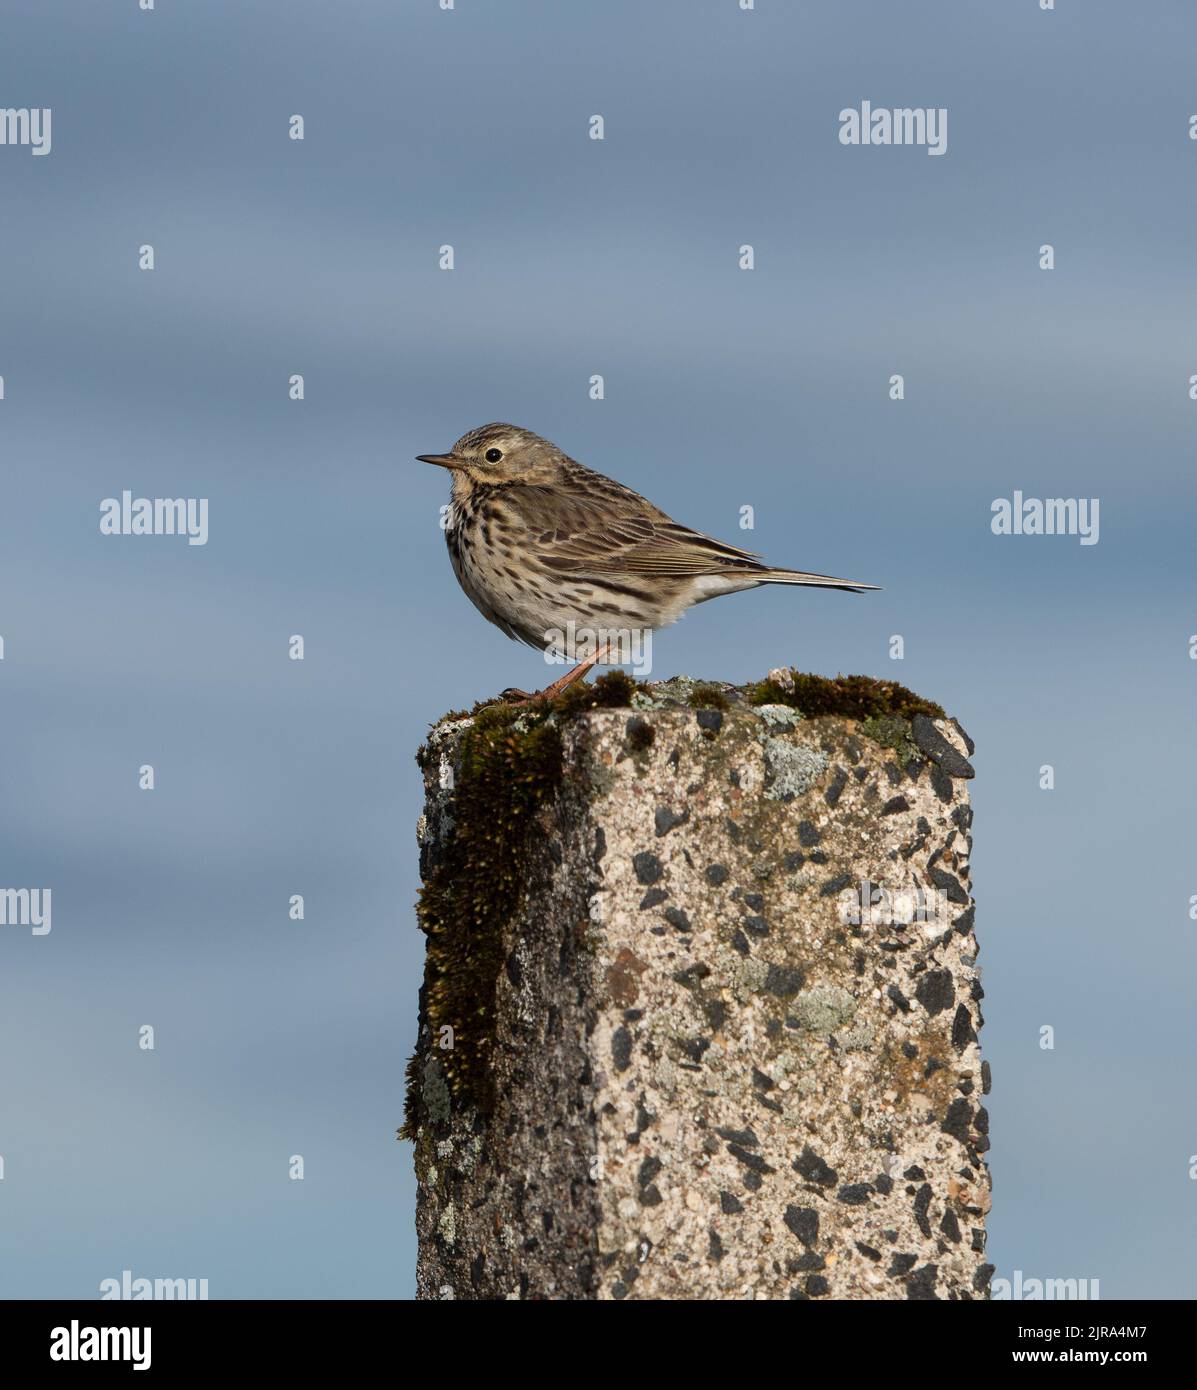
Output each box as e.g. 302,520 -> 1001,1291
793,1146 -> 838,1187
915,969 -> 956,1016
632,851 -> 663,885
783,1205 -> 819,1246
765,964 -> 805,998
837,1183 -> 874,1205
655,805 -> 689,837
824,768 -> 849,806
911,713 -> 975,778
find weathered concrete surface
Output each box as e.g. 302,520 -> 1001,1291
407,676 -> 989,1300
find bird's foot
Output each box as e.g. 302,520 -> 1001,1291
499,678 -> 577,707
499,653 -> 606,707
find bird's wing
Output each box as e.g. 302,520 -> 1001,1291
507,480 -> 767,578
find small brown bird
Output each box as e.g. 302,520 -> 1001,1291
418,423 -> 879,701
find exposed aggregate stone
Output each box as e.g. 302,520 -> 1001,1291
409,678 -> 988,1300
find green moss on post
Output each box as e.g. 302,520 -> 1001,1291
745,671 -> 945,720
402,705 -> 564,1136
687,682 -> 731,712
402,671 -> 654,1137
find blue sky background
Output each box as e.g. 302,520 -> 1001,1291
1,0 -> 1194,1298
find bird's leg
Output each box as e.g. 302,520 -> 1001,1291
501,643 -> 613,706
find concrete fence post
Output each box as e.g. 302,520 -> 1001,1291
403,671 -> 989,1300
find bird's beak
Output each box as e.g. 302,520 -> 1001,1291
416,452 -> 465,471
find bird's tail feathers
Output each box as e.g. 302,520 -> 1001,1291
753,567 -> 880,594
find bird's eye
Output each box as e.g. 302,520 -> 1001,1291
485,448 -> 503,463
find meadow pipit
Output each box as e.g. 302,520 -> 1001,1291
418,423 -> 879,700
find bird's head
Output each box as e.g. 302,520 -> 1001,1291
417,423 -> 565,488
